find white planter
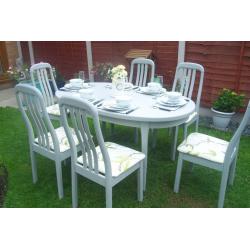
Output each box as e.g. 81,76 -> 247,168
211,108 -> 235,130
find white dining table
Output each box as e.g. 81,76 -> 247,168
56,82 -> 195,190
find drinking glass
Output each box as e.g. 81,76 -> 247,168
78,71 -> 85,81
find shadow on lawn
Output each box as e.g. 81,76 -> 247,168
0,163 -> 8,207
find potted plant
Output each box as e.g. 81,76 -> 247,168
211,88 -> 245,130
7,64 -> 31,84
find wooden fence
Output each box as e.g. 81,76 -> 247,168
20,41 -> 250,107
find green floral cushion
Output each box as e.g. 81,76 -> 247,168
35,127 -> 79,152
177,132 -> 229,163
46,104 -> 60,116
77,142 -> 145,177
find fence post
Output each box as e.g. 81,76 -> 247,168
235,41 -> 245,93
178,41 -> 186,64
28,41 -> 35,65
86,41 -> 94,82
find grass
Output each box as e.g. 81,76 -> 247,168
0,106 -> 249,208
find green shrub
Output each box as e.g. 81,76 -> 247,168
213,88 -> 245,113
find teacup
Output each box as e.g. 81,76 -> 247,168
167,91 -> 182,102
82,83 -> 90,89
147,82 -> 162,92
69,78 -> 84,88
115,95 -> 131,107
79,88 -> 94,99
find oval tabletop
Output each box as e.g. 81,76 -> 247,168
56,82 -> 195,123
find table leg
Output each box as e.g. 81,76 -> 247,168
141,124 -> 149,191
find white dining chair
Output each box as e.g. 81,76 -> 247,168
174,100 -> 250,208
170,62 -> 204,160
128,58 -> 156,142
15,84 -> 80,199
129,58 -> 155,87
59,96 -> 145,208
30,62 -> 60,120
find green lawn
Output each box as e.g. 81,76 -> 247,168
0,106 -> 249,208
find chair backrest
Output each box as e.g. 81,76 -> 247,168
59,96 -> 112,179
225,100 -> 250,165
172,62 -> 204,111
30,62 -> 58,107
15,84 -> 60,153
129,58 -> 155,87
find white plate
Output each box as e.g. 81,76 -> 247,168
102,100 -> 130,111
64,83 -> 82,90
139,87 -> 165,95
157,96 -> 187,107
124,83 -> 134,90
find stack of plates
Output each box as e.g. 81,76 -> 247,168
139,87 -> 166,95
156,96 -> 187,107
64,83 -> 82,90
101,100 -> 131,112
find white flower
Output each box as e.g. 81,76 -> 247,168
111,65 -> 127,81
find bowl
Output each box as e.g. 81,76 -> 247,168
79,88 -> 94,99
167,91 -> 182,101
82,83 -> 90,89
147,82 -> 162,92
69,78 -> 84,87
115,95 -> 131,107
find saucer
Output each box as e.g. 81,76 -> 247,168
139,87 -> 165,95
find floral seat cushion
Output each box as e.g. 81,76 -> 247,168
35,127 -> 78,152
177,132 -> 229,164
46,104 -> 60,116
77,142 -> 145,177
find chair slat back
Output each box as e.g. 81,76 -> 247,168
15,84 -> 60,153
129,58 -> 155,87
59,97 -> 112,178
172,62 -> 204,112
225,100 -> 250,164
30,62 -> 58,107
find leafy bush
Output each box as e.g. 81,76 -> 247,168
91,62 -> 113,82
213,88 -> 245,113
7,64 -> 30,82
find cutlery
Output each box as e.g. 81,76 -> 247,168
60,88 -> 78,92
92,99 -> 104,105
121,106 -> 139,114
98,106 -> 139,114
96,101 -> 105,108
153,105 -> 183,111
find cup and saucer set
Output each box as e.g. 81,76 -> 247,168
137,82 -> 166,95
154,91 -> 189,111
62,78 -> 92,91
100,95 -> 138,114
